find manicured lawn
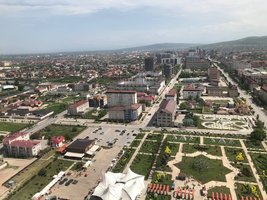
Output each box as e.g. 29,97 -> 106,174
250,153 -> 267,191
44,102 -> 69,115
224,147 -> 248,163
135,133 -> 145,139
147,133 -> 164,141
175,155 -> 231,183
8,159 -> 74,200
130,140 -> 141,148
139,141 -> 161,154
0,122 -> 30,133
204,137 -> 241,147
166,135 -> 200,144
182,144 -> 222,156
112,148 -> 135,173
131,154 -> 154,179
232,163 -> 256,182
31,124 -> 86,140
235,183 -> 262,200
167,142 -> 180,156
152,172 -> 173,187
244,140 -> 265,150
208,186 -> 231,197
75,109 -> 107,120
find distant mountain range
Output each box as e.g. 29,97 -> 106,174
201,36 -> 267,50
115,35 -> 267,52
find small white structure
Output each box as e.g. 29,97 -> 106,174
92,169 -> 145,200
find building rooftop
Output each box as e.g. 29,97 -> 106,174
166,88 -> 177,97
106,90 -> 137,94
183,84 -> 203,91
69,100 -> 88,109
51,136 -> 65,144
10,140 -> 40,148
66,139 -> 95,153
159,100 -> 176,114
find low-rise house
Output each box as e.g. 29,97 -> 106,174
165,88 -> 177,101
51,136 -> 65,148
183,84 -> 203,99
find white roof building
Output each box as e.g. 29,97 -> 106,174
92,169 -> 145,200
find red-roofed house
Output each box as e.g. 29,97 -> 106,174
156,100 -> 177,127
3,132 -> 41,158
51,136 -> 65,148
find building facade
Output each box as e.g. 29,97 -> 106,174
67,100 -> 89,115
156,100 -> 177,127
3,132 -> 41,158
106,90 -> 137,107
144,57 -> 154,71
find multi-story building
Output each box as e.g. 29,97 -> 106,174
3,132 -> 41,158
156,100 -> 177,127
182,84 -> 203,99
163,64 -> 174,77
67,100 -> 89,115
165,88 -> 177,101
185,56 -> 210,71
108,104 -> 142,121
89,95 -> 107,108
144,57 -> 154,71
106,90 -> 137,107
208,67 -> 220,86
228,85 -> 239,97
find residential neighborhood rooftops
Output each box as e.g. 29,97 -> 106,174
10,140 -> 40,148
106,90 -> 136,94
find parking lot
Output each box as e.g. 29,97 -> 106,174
74,126 -> 138,148
50,146 -> 122,200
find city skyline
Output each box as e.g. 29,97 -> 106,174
1,0 -> 267,54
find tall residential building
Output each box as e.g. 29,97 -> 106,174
156,100 -> 177,127
144,57 -> 154,71
106,90 -> 137,107
208,67 -> 220,81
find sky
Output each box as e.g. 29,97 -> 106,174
0,0 -> 267,54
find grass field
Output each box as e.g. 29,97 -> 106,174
131,154 -> 154,179
176,155 -> 231,183
8,159 -> 74,200
250,153 -> 267,191
224,147 -> 248,163
182,144 -> 222,156
130,140 -> 141,148
231,163 -> 256,182
0,122 -> 30,133
135,133 -> 145,139
139,141 -> 161,154
152,172 -> 173,187
32,124 -> 86,140
112,148 -> 135,173
244,140 -> 265,150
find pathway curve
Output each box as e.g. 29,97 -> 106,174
240,139 -> 267,199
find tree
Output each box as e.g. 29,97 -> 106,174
18,85 -> 24,91
250,129 -> 266,142
38,168 -> 47,176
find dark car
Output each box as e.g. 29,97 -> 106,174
65,179 -> 73,186
72,180 -> 78,184
59,178 -> 68,185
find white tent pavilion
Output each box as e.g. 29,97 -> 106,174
92,169 -> 145,200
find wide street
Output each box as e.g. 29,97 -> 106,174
213,61 -> 267,127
